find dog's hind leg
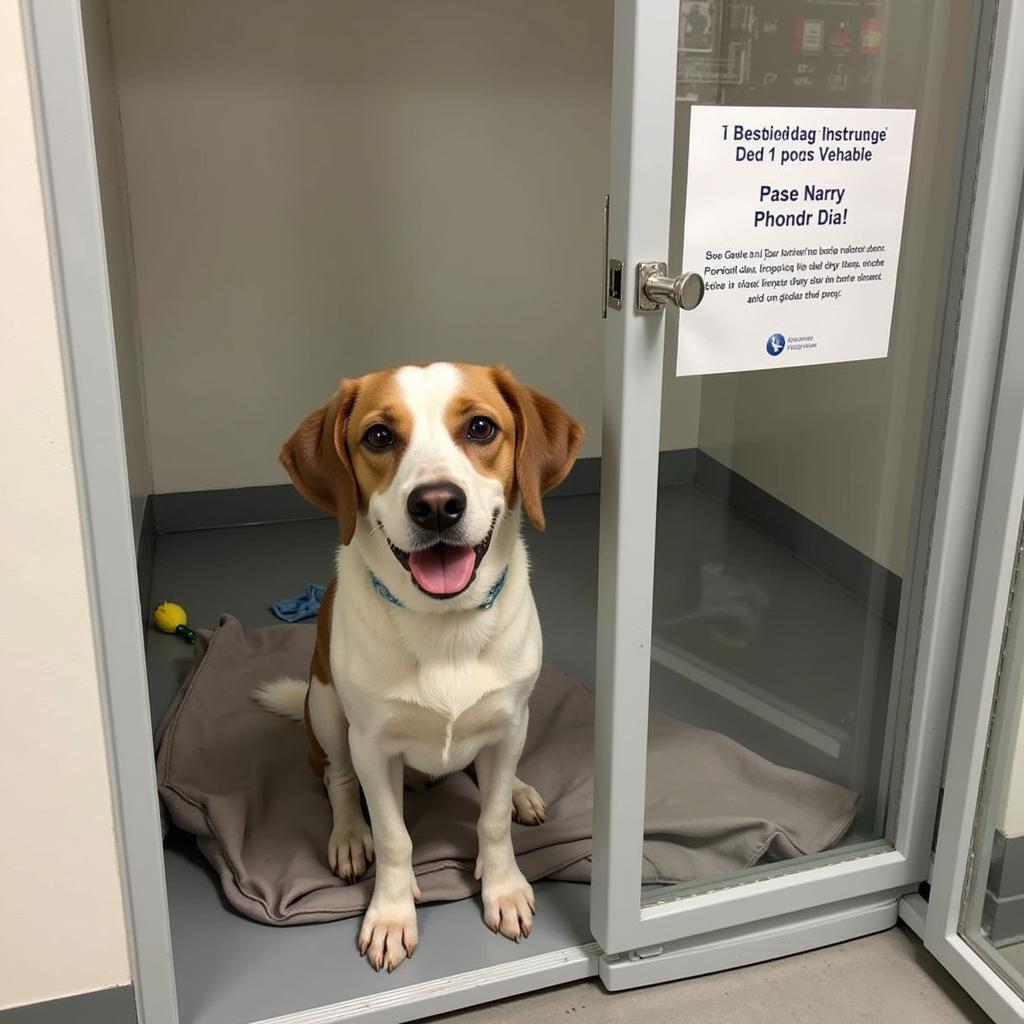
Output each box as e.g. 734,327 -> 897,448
511,778 -> 546,826
307,678 -> 374,882
466,765 -> 546,826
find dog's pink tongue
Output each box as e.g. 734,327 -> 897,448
409,545 -> 476,596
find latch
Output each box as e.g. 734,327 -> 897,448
635,262 -> 705,313
607,259 -> 623,312
603,194 -> 623,314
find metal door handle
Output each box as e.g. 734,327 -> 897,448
635,261 -> 705,313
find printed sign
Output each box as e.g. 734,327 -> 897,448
677,105 -> 916,377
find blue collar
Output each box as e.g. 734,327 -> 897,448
368,566 -> 508,611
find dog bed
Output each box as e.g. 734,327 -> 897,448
155,615 -> 858,925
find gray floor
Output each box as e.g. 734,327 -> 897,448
430,925 -> 990,1024
164,830 -> 595,1024
983,937 -> 1024,997
1000,940 -> 1024,975
146,482 -> 898,1024
149,514 -> 597,1024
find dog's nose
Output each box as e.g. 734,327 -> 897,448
407,482 -> 467,532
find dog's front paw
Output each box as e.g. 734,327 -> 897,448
512,780 -> 546,826
328,821 -> 374,882
481,869 -> 535,942
358,892 -> 418,972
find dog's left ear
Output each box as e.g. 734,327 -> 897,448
279,379 -> 361,544
491,365 -> 584,530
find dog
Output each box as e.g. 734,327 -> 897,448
255,362 -> 582,971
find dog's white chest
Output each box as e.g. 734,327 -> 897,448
357,657 -> 525,773
378,683 -> 517,775
332,538 -> 542,775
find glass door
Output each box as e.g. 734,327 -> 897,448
592,0 -> 1023,972
936,496 -> 1024,1022
923,38 -> 1024,1015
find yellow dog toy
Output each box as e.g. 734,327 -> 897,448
154,601 -> 197,645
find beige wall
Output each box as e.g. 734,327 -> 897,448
104,0 -> 966,579
82,0 -> 152,543
1001,699 -> 1024,837
0,3 -> 130,1010
994,587 -> 1024,838
107,0 -> 705,494
103,1 -> 971,574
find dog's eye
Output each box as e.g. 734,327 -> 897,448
467,416 -> 497,443
363,424 -> 395,450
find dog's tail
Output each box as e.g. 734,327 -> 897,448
252,677 -> 308,722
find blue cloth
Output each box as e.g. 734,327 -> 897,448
271,584 -> 326,623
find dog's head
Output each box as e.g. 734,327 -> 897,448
281,363 -> 583,610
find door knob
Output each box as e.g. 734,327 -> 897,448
635,261 -> 705,313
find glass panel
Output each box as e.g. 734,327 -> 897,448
960,506 -> 1024,998
642,0 -> 985,901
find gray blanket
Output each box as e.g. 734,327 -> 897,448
156,616 -> 857,925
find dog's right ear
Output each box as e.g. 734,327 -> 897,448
280,379 -> 361,544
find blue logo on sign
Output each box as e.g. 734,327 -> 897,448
766,333 -> 786,357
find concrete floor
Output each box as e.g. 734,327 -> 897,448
1002,940 -> 1024,966
433,925 -> 991,1024
996,939 -> 1024,983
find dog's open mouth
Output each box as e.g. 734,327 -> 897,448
386,524 -> 495,599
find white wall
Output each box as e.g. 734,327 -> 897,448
82,0 -> 152,543
0,3 -> 130,1010
107,0 -> 701,494
993,582 -> 1024,838
103,0 -> 971,576
1001,702 -> 1024,837
104,0 -> 964,580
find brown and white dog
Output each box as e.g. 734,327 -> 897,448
256,362 -> 582,971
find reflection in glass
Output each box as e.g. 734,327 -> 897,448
641,0 -> 983,900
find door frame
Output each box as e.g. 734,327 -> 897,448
923,2 -> 1024,1013
592,0 -> 1024,957
22,2 -> 179,1022
24,0 -> 1024,1019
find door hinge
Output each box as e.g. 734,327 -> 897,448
626,943 -> 664,962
